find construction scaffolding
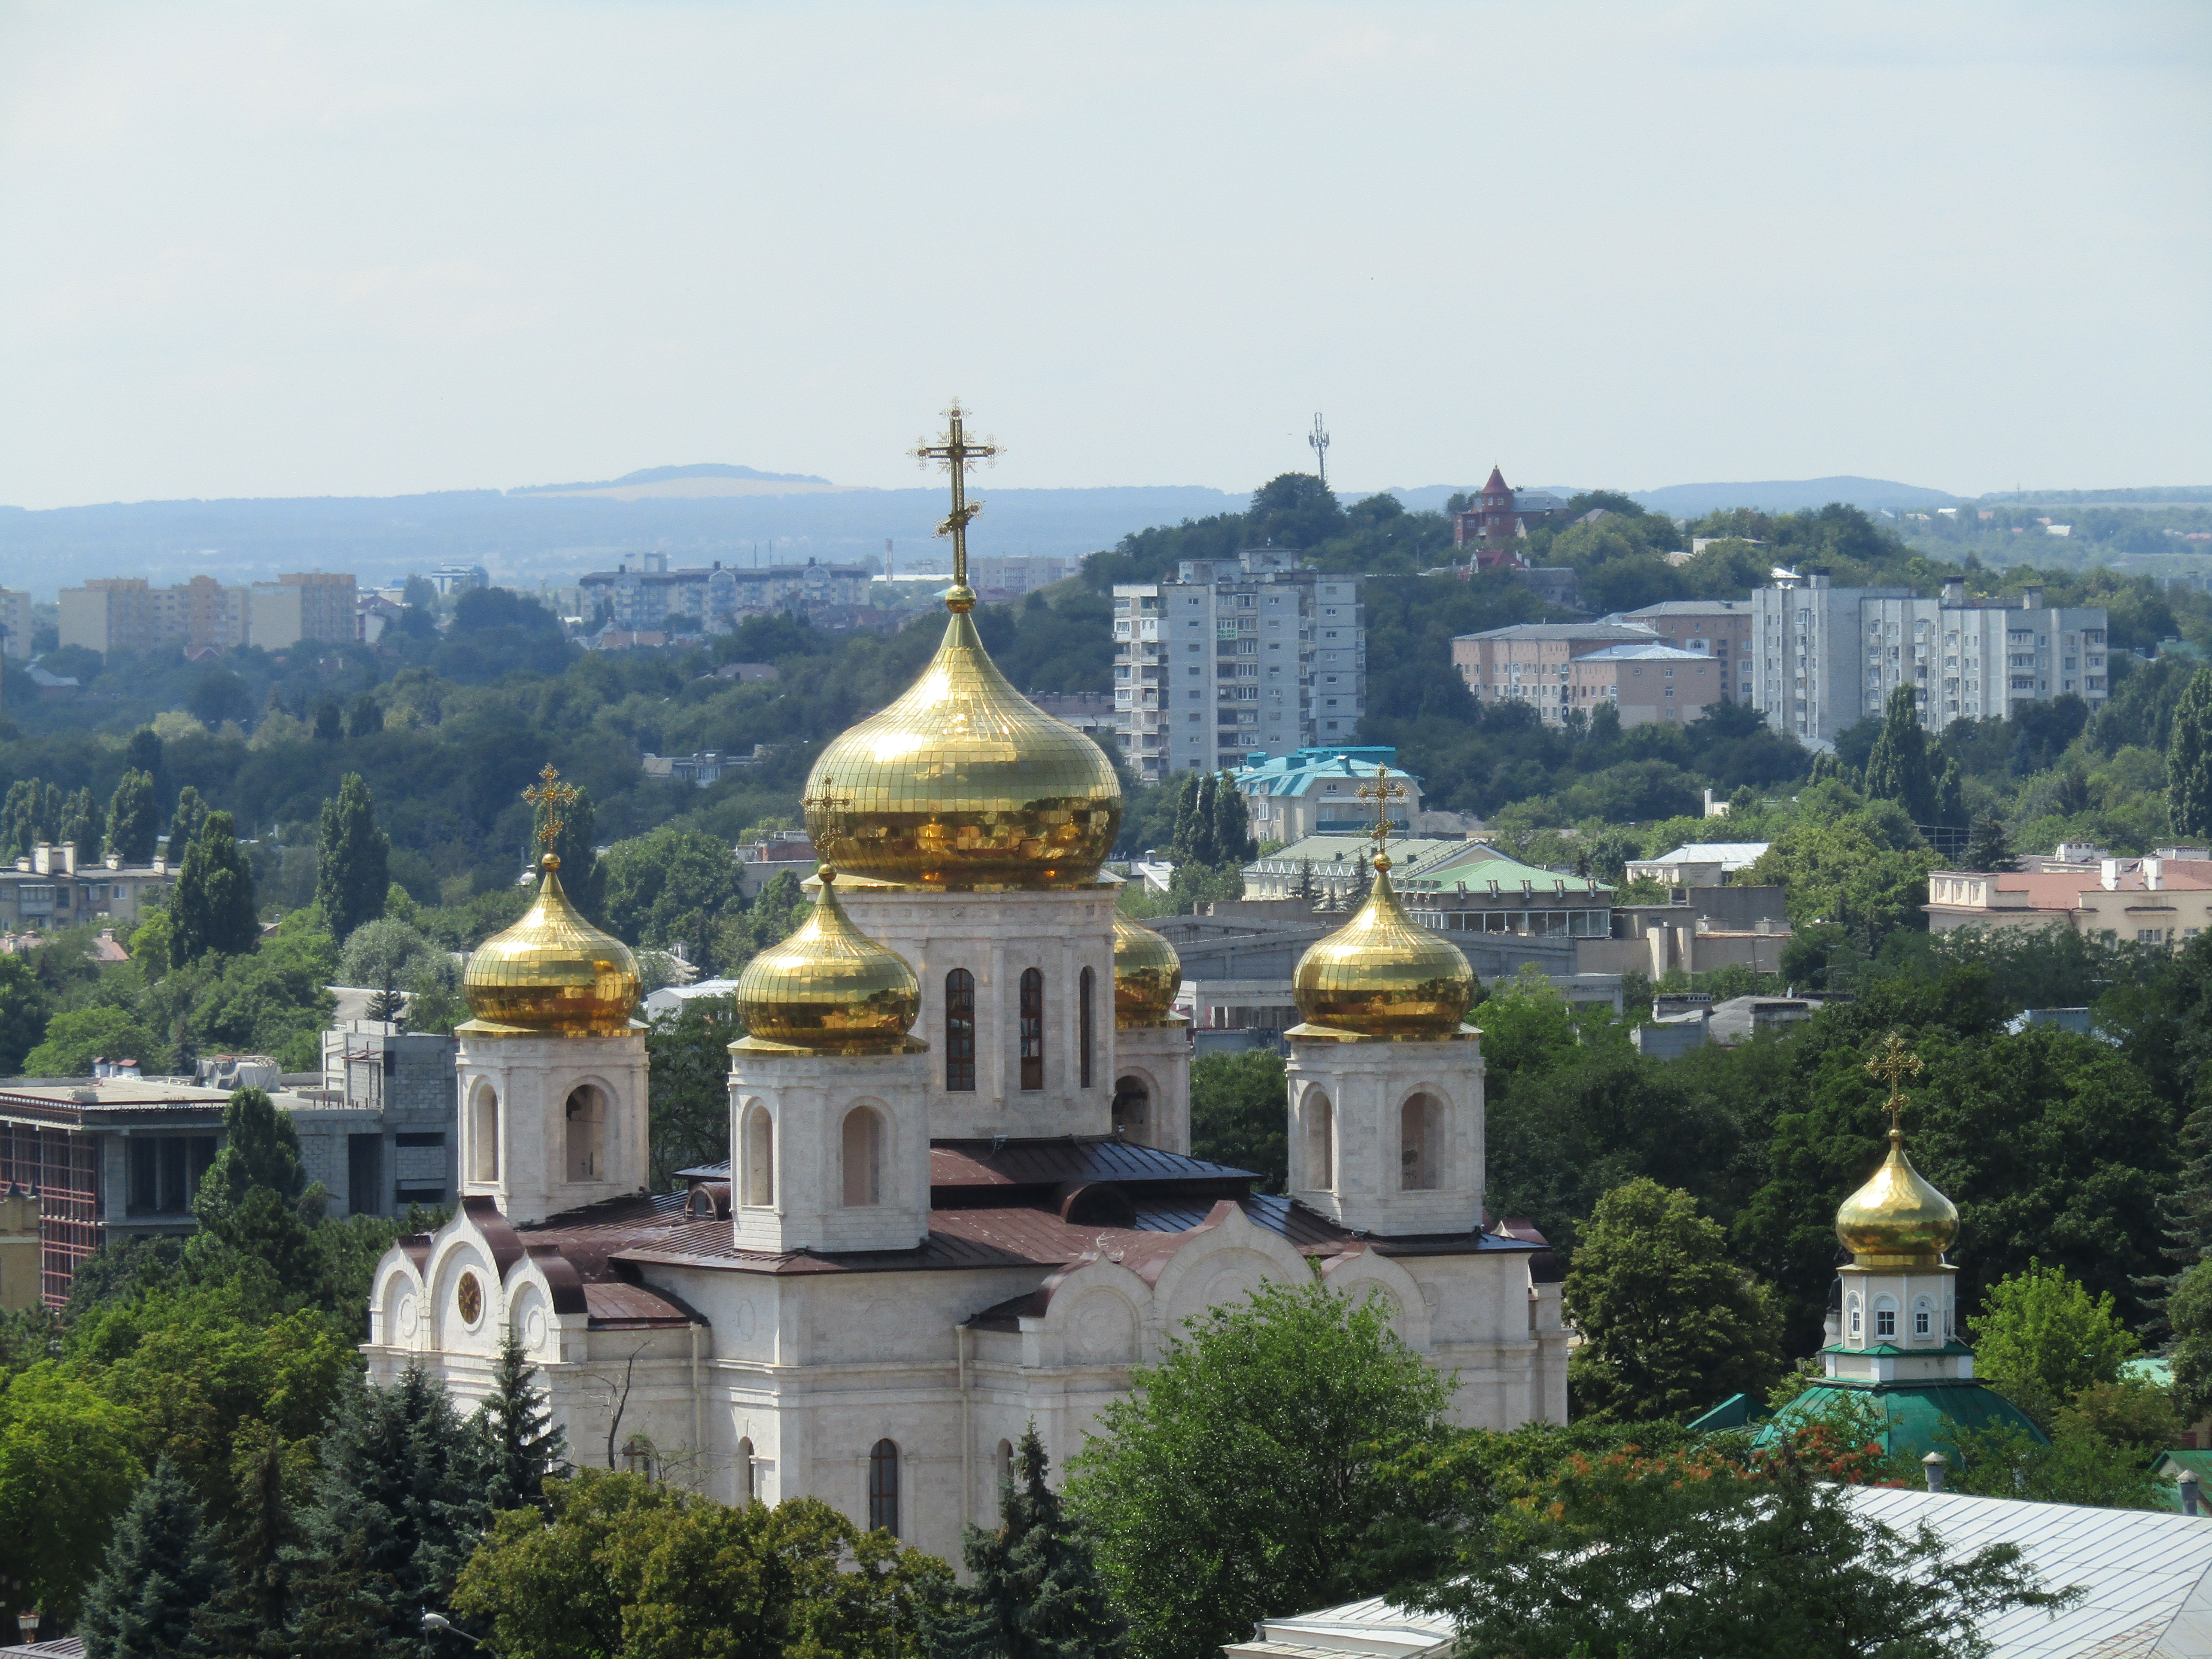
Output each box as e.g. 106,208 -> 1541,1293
0,1121 -> 100,1308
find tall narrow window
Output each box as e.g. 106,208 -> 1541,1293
995,1438 -> 1014,1491
470,1085 -> 499,1183
1400,1093 -> 1441,1191
1019,968 -> 1045,1091
1307,1093 -> 1334,1191
742,1105 -> 774,1208
736,1437 -> 756,1506
945,970 -> 976,1092
842,1108 -> 883,1206
1112,1076 -> 1151,1144
1079,966 -> 1095,1090
868,1438 -> 900,1534
565,1085 -> 605,1182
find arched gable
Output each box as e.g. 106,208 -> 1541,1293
1316,1247 -> 1434,1351
1149,1202 -> 1312,1338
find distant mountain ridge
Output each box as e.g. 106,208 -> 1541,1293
1629,476 -> 1960,516
509,462 -> 830,494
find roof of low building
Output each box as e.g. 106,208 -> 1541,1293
1398,842 -> 1612,897
1451,621 -> 1658,644
1612,599 -> 1757,617
1247,836 -> 1466,876
1573,642 -> 1717,663
1636,842 -> 1772,872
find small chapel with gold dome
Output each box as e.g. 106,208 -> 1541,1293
363,406 -> 1569,1560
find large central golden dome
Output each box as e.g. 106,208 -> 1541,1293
1290,852 -> 1477,1041
463,855 -> 641,1036
802,592 -> 1122,888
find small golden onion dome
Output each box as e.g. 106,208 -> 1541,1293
733,866 -> 921,1053
1835,1129 -> 1959,1268
463,855 -> 641,1036
1112,912 -> 1182,1029
802,605 -> 1123,888
1291,853 -> 1477,1040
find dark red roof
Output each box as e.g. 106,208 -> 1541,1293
1482,466 -> 1510,497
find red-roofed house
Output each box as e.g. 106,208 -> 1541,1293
1926,857 -> 2212,946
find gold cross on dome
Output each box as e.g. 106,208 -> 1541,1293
801,776 -> 853,817
912,400 -> 1000,599
522,764 -> 580,849
1865,1031 -> 1924,1131
1355,766 -> 1407,855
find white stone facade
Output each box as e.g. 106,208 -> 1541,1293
456,1028 -> 650,1226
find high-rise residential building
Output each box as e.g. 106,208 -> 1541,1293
0,590 -> 29,659
1113,551 -> 1363,783
1749,574 -> 2108,742
578,552 -> 871,631
249,572 -> 359,649
59,572 -> 360,655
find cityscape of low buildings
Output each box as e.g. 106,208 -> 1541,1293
578,552 -> 873,632
0,843 -> 173,931
1926,852 -> 2212,945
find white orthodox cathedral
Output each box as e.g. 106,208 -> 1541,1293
364,409 -> 1569,1564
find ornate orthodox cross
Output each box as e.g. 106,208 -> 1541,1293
523,763 -> 580,850
800,776 -> 853,817
1355,766 -> 1407,856
1865,1031 -> 1924,1131
913,401 -> 1000,599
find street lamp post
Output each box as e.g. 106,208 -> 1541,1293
422,1610 -> 492,1651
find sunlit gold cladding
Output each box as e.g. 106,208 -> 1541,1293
1835,1132 -> 1960,1268
464,857 -> 642,1035
1292,861 -> 1476,1040
803,609 -> 1122,887
1112,912 -> 1182,1028
734,869 -> 921,1053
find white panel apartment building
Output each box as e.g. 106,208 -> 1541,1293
1750,575 -> 2108,743
1114,552 -> 1364,782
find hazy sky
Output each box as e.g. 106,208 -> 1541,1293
2,2 -> 2206,510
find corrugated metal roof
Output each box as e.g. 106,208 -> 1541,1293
931,1137 -> 1255,1188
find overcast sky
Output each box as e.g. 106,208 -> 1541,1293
1,2 -> 2206,510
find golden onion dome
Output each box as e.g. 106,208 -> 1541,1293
1112,912 -> 1182,1029
732,866 -> 921,1053
1835,1128 -> 1959,1268
1291,852 -> 1477,1041
462,855 -> 641,1036
802,594 -> 1122,888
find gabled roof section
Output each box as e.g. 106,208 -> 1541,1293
1452,620 -> 1659,645
1396,842 -> 1610,897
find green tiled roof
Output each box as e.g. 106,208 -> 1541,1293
1685,1392 -> 1772,1432
1753,1378 -> 2048,1462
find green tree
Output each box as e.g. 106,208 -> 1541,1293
1744,787 -> 1934,955
76,1452 -> 230,1659
196,1431 -> 303,1656
106,770 -> 160,863
287,1368 -> 489,1659
1405,1442 -> 2074,1659
1065,1280 -> 1450,1659
2169,664 -> 2212,839
1188,1049 -> 1287,1192
453,1474 -> 953,1659
58,786 -> 97,857
646,993 -> 741,1188
478,1333 -> 567,1513
24,1005 -> 158,1076
316,774 -> 390,944
928,1424 -> 1121,1659
336,917 -> 437,1024
1564,1178 -> 1783,1422
169,786 -> 207,858
169,812 -> 260,967
1209,771 -> 1255,868
0,1362 -> 146,1625
1964,813 -> 2020,872
1862,685 -> 1937,823
1969,1262 -> 2140,1428
0,953 -> 54,1074
2168,1257 -> 2212,1425
599,826 -> 745,966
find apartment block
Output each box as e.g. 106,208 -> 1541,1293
1610,599 -> 1758,702
1454,621 -> 1728,729
1750,575 -> 2108,743
249,572 -> 359,648
1113,551 -> 1364,783
59,572 -> 359,655
0,590 -> 29,659
579,552 -> 871,631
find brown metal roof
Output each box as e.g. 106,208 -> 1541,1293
930,1136 -> 1257,1188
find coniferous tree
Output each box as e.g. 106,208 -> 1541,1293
1934,757 -> 1966,831
345,694 -> 383,739
169,786 -> 207,858
1862,686 -> 1936,823
1964,814 -> 2020,873
311,700 -> 343,742
927,1424 -> 1123,1659
2172,666 -> 2212,840
316,774 -> 390,944
58,786 -> 97,858
477,1333 -> 568,1512
287,1369 -> 489,1659
532,778 -> 603,920
1210,771 -> 1256,866
106,769 -> 159,863
169,811 -> 260,966
125,726 -> 166,801
1186,774 -> 1221,867
197,1435 -> 301,1657
1294,860 -> 1316,905
77,1453 -> 231,1659
189,1087 -> 324,1293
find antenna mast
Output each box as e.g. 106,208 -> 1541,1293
1308,412 -> 1331,486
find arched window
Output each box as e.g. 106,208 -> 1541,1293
945,970 -> 976,1092
742,1105 -> 774,1208
1112,1076 -> 1151,1145
1307,1093 -> 1335,1191
995,1437 -> 1014,1492
842,1107 -> 883,1207
1400,1093 -> 1442,1191
1079,966 -> 1095,1090
1874,1297 -> 1897,1340
736,1437 -> 755,1506
1913,1297 -> 1933,1339
1847,1295 -> 1862,1338
868,1438 -> 900,1535
565,1085 -> 605,1182
470,1084 -> 499,1183
1019,968 -> 1045,1091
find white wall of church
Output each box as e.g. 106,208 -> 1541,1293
456,1030 -> 650,1224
